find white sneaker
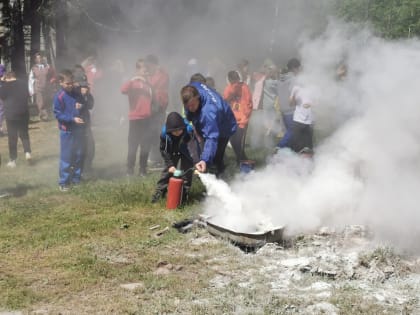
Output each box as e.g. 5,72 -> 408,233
59,185 -> 70,192
25,152 -> 32,161
7,160 -> 16,168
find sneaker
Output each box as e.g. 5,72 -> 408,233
25,152 -> 32,161
6,160 -> 16,168
59,185 -> 70,192
151,191 -> 163,203
126,168 -> 134,177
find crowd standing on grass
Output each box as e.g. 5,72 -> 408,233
0,50 -> 321,198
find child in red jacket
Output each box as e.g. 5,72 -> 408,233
120,59 -> 154,176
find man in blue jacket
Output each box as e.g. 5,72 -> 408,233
181,81 -> 237,177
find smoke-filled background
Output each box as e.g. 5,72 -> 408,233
204,19 -> 420,253
65,0 -> 331,114
60,1 -> 420,252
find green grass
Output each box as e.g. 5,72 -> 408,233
0,118 -> 270,312
1,118 -> 409,314
0,120 -> 201,309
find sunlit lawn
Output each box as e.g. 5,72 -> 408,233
0,117 -> 213,312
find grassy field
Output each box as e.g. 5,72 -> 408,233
0,118 -> 210,313
0,117 -> 275,314
1,117 -> 417,314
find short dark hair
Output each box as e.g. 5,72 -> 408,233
287,58 -> 301,71
205,76 -> 215,89
180,85 -> 199,106
58,69 -> 73,82
227,70 -> 240,83
189,73 -> 206,84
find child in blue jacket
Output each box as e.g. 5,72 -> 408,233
53,69 -> 92,191
151,112 -> 199,203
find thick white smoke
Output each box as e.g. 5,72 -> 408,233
203,20 -> 420,252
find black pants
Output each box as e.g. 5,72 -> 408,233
211,137 -> 230,176
229,126 -> 248,164
127,118 -> 154,174
155,154 -> 194,194
83,126 -> 95,172
6,118 -> 31,160
291,121 -> 313,153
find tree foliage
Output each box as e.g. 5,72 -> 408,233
1,0 -> 420,75
335,0 -> 420,38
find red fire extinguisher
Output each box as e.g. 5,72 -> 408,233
166,170 -> 184,210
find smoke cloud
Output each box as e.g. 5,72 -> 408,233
204,20 -> 420,253
61,2 -> 420,251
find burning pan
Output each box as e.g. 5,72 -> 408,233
205,220 -> 285,249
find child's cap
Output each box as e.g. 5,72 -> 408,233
79,80 -> 89,88
166,112 -> 185,132
74,72 -> 89,87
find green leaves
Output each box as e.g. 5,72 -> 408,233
335,0 -> 420,38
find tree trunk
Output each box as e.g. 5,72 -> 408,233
29,0 -> 42,59
55,0 -> 68,69
0,0 -> 12,63
10,0 -> 26,77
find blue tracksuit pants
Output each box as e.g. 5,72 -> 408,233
59,127 -> 85,186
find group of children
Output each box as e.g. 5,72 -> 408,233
148,57 -> 314,204
0,54 -> 314,207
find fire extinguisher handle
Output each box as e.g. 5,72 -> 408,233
178,167 -> 196,177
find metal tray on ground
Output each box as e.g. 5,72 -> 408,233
205,219 -> 285,250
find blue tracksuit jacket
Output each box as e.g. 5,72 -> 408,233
184,82 -> 237,163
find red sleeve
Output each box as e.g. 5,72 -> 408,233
121,80 -> 131,94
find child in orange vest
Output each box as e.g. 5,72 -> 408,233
223,71 -> 253,164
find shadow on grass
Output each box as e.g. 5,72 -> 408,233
30,153 -> 58,165
88,163 -> 126,181
0,184 -> 33,198
28,119 -> 41,125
